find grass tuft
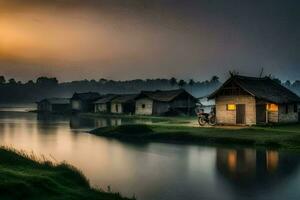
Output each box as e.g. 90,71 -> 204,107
0,146 -> 133,200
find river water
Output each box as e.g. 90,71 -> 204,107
0,110 -> 299,200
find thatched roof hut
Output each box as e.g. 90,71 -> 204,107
208,75 -> 300,125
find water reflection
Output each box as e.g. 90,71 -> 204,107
0,111 -> 300,200
67,114 -> 153,130
216,148 -> 300,190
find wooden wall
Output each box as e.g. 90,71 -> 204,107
268,111 -> 279,123
71,100 -> 81,111
215,95 -> 256,125
94,103 -> 108,113
37,101 -> 52,112
135,98 -> 153,115
111,103 -> 123,114
278,104 -> 298,123
153,101 -> 170,115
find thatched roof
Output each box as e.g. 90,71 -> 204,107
38,98 -> 70,105
94,94 -> 118,104
71,92 -> 101,101
111,94 -> 138,103
137,89 -> 197,102
208,75 -> 300,104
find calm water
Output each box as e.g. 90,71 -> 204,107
0,111 -> 300,200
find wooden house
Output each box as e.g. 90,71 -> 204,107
110,94 -> 138,114
36,98 -> 70,113
208,75 -> 300,125
135,89 -> 197,116
71,92 -> 101,112
94,94 -> 118,113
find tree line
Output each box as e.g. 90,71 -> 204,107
0,75 -> 299,103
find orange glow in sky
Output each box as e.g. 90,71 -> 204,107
0,0 -> 299,81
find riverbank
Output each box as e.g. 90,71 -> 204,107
90,123 -> 300,151
80,113 -> 199,126
0,147 -> 133,200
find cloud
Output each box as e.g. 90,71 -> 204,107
0,0 -> 299,81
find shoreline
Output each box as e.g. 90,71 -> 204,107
89,123 -> 300,152
0,147 -> 133,200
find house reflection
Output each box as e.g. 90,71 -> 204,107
110,118 -> 122,126
266,150 -> 279,172
69,116 -> 123,129
37,113 -> 69,123
216,148 -> 300,189
69,116 -> 97,129
94,118 -> 108,128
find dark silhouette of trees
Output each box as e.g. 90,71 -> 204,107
8,78 -> 16,84
188,79 -> 195,87
210,76 -> 220,83
36,77 -> 58,87
188,79 -> 195,93
169,77 -> 177,88
26,80 -> 34,86
284,80 -> 291,88
0,75 -> 298,104
178,80 -> 187,88
99,78 -> 107,84
0,76 -> 5,84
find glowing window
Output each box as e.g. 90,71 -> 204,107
227,104 -> 236,111
267,104 -> 278,112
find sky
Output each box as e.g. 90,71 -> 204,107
0,0 -> 299,82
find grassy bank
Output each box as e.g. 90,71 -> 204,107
0,147 -> 133,200
90,124 -> 300,151
80,113 -> 196,125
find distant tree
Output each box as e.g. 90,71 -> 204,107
210,76 -> 220,83
26,80 -> 34,86
284,80 -> 291,88
188,79 -> 195,87
169,77 -> 177,88
188,79 -> 195,93
293,80 -> 300,87
36,77 -> 58,87
17,81 -> 22,85
99,78 -> 107,84
0,76 -> 6,84
8,78 -> 16,84
178,79 -> 187,88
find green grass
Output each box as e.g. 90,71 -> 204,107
90,123 -> 300,151
80,113 -> 195,124
0,147 -> 133,200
